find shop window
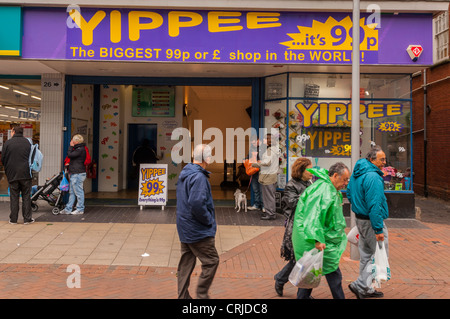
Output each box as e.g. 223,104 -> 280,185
0,79 -> 41,195
264,73 -> 412,192
434,11 -> 449,63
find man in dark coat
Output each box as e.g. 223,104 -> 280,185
1,126 -> 34,224
176,144 -> 219,299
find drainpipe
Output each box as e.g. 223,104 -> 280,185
423,70 -> 428,197
350,0 -> 360,260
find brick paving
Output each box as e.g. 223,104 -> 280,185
0,196 -> 448,300
0,222 -> 448,299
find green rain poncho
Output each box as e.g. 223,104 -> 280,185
291,167 -> 348,275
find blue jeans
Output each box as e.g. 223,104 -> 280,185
250,172 -> 263,209
65,172 -> 86,212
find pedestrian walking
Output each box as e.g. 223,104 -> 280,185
1,126 -> 34,224
253,133 -> 279,220
61,134 -> 88,215
176,144 -> 219,299
274,157 -> 313,296
347,145 -> 389,299
292,162 -> 350,299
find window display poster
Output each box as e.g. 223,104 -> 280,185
304,83 -> 320,103
138,164 -> 168,206
305,126 -> 351,157
132,86 -> 175,117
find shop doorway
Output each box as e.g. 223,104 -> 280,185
127,123 -> 158,189
184,86 -> 252,200
81,81 -> 257,205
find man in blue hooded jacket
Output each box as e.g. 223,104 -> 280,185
176,144 -> 219,299
347,145 -> 389,299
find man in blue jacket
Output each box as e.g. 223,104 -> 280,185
176,144 -> 219,299
347,145 -> 389,299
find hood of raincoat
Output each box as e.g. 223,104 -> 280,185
176,163 -> 216,243
352,157 -> 383,178
346,158 -> 388,234
291,167 -> 348,275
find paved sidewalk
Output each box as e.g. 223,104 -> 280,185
0,196 -> 448,299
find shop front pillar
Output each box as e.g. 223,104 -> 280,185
39,73 -> 65,185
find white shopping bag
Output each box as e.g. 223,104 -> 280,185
347,226 -> 360,245
371,241 -> 391,288
289,248 -> 323,289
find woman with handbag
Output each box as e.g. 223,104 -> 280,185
274,157 -> 313,296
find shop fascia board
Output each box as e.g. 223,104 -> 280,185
1,59 -> 431,78
4,0 -> 449,13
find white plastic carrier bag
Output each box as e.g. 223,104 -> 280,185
289,248 -> 323,289
347,226 -> 360,245
371,241 -> 391,288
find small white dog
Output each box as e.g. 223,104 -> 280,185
234,189 -> 247,213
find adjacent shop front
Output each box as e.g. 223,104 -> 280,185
0,3 -> 440,217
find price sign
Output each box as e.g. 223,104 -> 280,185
138,164 -> 168,209
305,126 -> 351,158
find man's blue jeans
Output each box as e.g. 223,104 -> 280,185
250,172 -> 263,209
65,172 -> 86,212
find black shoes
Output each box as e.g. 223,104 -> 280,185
274,278 -> 283,297
348,283 -> 384,299
261,214 -> 276,220
24,218 -> 35,225
9,219 -> 34,225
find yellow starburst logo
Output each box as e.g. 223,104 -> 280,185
280,16 -> 378,51
377,121 -> 403,132
140,179 -> 165,197
330,145 -> 351,157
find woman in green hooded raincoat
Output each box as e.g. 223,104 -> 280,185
291,163 -> 350,299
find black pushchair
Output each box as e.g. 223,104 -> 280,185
31,171 -> 67,215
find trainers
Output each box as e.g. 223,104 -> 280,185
9,220 -> 17,225
60,209 -> 72,215
71,210 -> 84,215
247,205 -> 259,211
24,218 -> 35,225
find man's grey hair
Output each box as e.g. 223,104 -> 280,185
193,144 -> 212,163
366,145 -> 383,161
328,162 -> 349,177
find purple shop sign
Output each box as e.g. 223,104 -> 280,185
22,7 -> 433,65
